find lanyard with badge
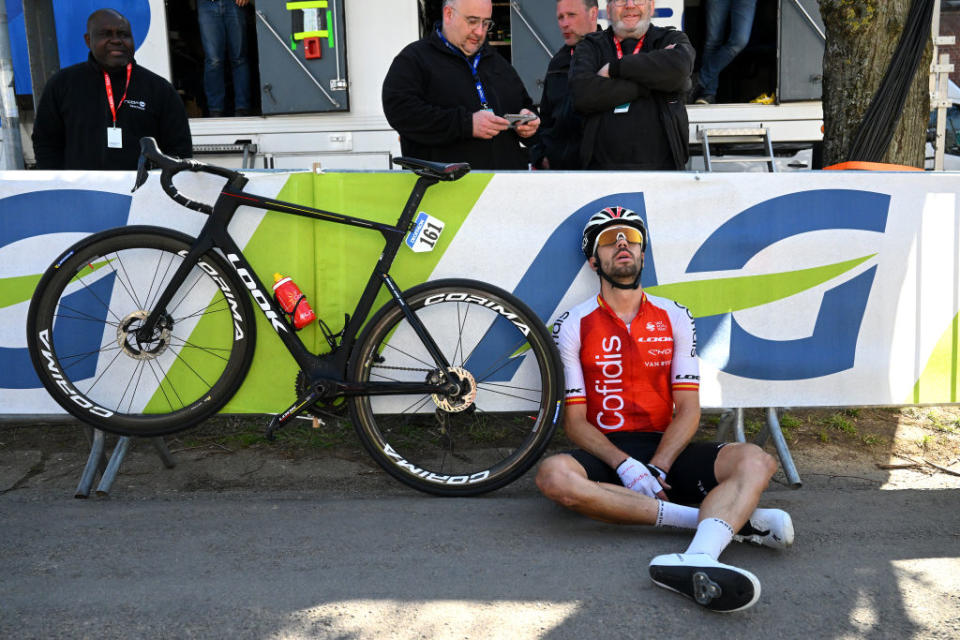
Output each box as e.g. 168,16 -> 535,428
104,63 -> 132,149
437,29 -> 490,110
612,35 -> 645,114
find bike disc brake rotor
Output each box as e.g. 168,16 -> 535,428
117,310 -> 172,360
429,366 -> 478,413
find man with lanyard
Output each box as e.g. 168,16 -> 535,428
530,0 -> 599,170
536,207 -> 794,613
33,9 -> 192,170
569,0 -> 692,170
381,0 -> 539,170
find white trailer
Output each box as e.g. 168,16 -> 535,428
10,0 -> 830,170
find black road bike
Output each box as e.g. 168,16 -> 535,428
26,138 -> 564,496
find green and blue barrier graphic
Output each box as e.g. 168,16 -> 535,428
1,171 -> 957,412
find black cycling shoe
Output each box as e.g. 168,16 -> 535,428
649,553 -> 760,612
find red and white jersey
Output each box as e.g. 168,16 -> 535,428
553,292 -> 699,433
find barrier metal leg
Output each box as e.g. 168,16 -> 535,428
151,437 -> 176,469
73,430 -> 177,498
94,436 -> 131,497
715,408 -> 746,442
75,429 -> 106,498
733,407 -> 746,442
764,408 -> 802,488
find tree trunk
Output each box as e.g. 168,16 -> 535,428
819,0 -> 932,167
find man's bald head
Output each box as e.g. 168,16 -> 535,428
85,8 -> 135,71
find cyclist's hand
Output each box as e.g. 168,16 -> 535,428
616,456 -> 666,499
473,110 -> 510,139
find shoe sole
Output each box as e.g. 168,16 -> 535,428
650,561 -> 760,612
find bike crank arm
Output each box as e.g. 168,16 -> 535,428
264,387 -> 326,441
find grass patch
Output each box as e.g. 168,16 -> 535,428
779,413 -> 802,429
927,412 -> 958,433
823,412 -> 857,436
861,434 -> 885,446
817,429 -> 830,443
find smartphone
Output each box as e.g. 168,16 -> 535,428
504,113 -> 537,127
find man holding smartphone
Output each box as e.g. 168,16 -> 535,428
382,0 -> 540,170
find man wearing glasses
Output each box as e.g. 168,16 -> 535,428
569,0 -> 693,170
536,207 -> 793,612
382,0 -> 540,170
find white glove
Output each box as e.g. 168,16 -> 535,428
616,456 -> 664,498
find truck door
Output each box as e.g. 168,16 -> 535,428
252,1 -> 349,114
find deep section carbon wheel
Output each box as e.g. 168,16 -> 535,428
26,226 -> 256,437
348,279 -> 564,496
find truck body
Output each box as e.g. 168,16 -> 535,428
6,0 -> 825,169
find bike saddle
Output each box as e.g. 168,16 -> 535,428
393,157 -> 471,181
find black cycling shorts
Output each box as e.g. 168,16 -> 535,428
568,432 -> 727,505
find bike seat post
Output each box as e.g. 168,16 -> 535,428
396,176 -> 439,230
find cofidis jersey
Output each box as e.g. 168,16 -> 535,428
553,293 -> 699,432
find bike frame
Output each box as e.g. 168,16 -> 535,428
138,170 -> 456,403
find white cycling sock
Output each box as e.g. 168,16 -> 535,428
684,517 -> 735,560
655,500 -> 699,529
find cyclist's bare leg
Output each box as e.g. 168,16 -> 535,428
536,454 -> 660,524
536,442 -> 777,528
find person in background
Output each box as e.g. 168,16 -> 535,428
382,0 -> 539,170
197,0 -> 253,117
32,8 -> 192,170
569,0 -> 693,170
689,0 -> 758,104
530,0 -> 599,170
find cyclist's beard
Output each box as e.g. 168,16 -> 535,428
602,250 -> 641,280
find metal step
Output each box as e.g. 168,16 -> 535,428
699,127 -> 776,172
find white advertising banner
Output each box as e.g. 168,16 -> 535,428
1,169 -> 958,414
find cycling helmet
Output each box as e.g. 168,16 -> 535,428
581,206 -> 647,259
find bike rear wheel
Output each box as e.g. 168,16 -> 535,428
26,226 -> 257,437
348,279 -> 564,496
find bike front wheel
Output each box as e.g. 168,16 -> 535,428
348,279 -> 564,496
26,226 -> 257,437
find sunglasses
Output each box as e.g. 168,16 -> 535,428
595,225 -> 644,251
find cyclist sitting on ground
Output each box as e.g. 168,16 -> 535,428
536,206 -> 794,613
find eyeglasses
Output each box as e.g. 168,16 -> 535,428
450,6 -> 495,32
596,225 -> 644,249
609,0 -> 648,6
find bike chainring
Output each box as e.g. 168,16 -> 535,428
117,310 -> 173,360
295,370 -> 348,418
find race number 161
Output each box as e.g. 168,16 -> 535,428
405,212 -> 445,253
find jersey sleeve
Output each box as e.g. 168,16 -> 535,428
552,309 -> 586,406
668,301 -> 700,392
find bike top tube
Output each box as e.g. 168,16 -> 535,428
132,137 -> 471,229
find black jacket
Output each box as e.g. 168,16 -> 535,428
530,44 -> 583,170
382,29 -> 536,170
32,54 -> 192,170
570,26 -> 693,170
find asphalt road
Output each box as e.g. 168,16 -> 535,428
1,443 -> 959,639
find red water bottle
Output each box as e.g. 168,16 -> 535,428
273,272 -> 316,330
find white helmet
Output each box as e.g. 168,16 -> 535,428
581,206 -> 648,259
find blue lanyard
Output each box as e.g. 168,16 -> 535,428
437,29 -> 489,109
